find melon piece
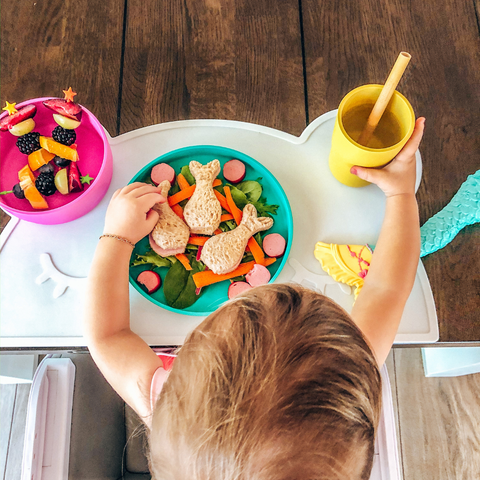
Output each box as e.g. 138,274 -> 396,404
53,113 -> 81,130
39,136 -> 78,161
9,118 -> 36,136
54,169 -> 69,195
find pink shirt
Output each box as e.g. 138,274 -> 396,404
150,353 -> 177,410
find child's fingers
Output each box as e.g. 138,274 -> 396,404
350,165 -> 387,185
396,117 -> 425,161
120,182 -> 153,195
129,184 -> 164,199
138,192 -> 166,211
145,208 -> 160,229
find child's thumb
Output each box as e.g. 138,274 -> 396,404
350,166 -> 382,185
146,208 -> 159,229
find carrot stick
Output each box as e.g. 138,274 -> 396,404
263,257 -> 276,267
214,228 -> 223,235
175,253 -> 192,271
247,236 -> 265,265
214,190 -> 231,212
224,186 -> 243,225
171,204 -> 184,219
168,179 -> 223,206
188,236 -> 209,246
168,185 -> 195,206
193,261 -> 255,288
220,213 -> 234,222
177,173 -> 190,190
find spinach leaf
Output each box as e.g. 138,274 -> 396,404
226,185 -> 248,210
180,165 -> 195,185
253,232 -> 263,249
131,250 -> 175,269
236,180 -> 262,203
163,255 -> 206,309
251,197 -> 279,217
219,219 -> 237,232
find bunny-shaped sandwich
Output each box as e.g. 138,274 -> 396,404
201,204 -> 274,274
183,160 -> 222,235
150,180 -> 190,256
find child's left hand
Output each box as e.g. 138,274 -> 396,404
103,183 -> 166,244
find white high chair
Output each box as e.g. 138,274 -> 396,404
21,354 -> 400,480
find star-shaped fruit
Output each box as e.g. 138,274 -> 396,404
80,174 -> 94,185
63,87 -> 77,103
2,101 -> 18,115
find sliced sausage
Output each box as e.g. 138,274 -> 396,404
151,163 -> 176,186
245,264 -> 271,287
262,233 -> 286,257
228,281 -> 253,299
149,233 -> 185,257
137,270 -> 161,293
223,159 -> 246,183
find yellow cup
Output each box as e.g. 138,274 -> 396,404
329,84 -> 415,187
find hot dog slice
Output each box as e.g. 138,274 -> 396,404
245,264 -> 271,287
151,163 -> 176,186
137,270 -> 161,293
149,234 -> 185,257
228,281 -> 253,299
223,159 -> 246,184
263,233 -> 286,257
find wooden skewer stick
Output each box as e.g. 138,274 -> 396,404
357,52 -> 411,147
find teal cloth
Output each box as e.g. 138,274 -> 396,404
420,169 -> 480,257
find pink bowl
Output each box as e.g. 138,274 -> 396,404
0,97 -> 112,224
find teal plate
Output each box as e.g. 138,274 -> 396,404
128,145 -> 293,316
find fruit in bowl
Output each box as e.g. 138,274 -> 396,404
0,91 -> 113,225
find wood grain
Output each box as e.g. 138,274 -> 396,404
0,0 -> 125,234
120,0 -> 306,136
3,385 -> 30,480
395,349 -> 480,479
301,0 -> 480,342
0,385 -> 16,479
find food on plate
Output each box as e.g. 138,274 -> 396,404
0,103 -> 37,135
16,131 -> 42,155
223,159 -> 246,183
68,162 -> 84,193
38,163 -> 55,175
151,163 -> 176,186
263,233 -> 286,257
314,242 -> 373,299
43,97 -> 83,122
150,180 -> 190,256
54,155 -> 71,168
137,270 -> 162,293
245,263 -> 271,287
28,148 -> 55,171
39,136 -> 79,162
35,172 -> 57,196
54,169 -> 69,195
228,281 -> 253,299
52,113 -> 81,130
200,204 -> 274,275
52,126 -> 76,146
18,165 -> 48,209
183,160 -> 222,235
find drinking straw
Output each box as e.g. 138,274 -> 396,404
357,52 -> 411,147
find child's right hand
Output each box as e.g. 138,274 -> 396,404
350,117 -> 425,197
103,183 -> 166,244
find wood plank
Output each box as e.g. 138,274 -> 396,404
0,385 -> 16,479
4,385 -> 30,480
385,351 -> 403,479
395,348 -> 480,479
301,0 -> 480,342
0,0 -> 125,233
120,0 -> 306,136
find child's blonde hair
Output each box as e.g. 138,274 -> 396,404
149,284 -> 382,479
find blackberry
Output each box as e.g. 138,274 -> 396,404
38,163 -> 55,175
16,132 -> 41,155
13,183 -> 25,199
35,172 -> 57,196
54,156 -> 71,168
52,126 -> 76,146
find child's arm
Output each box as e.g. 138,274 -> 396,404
84,183 -> 165,420
350,118 -> 425,366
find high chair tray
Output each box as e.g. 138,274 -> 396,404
0,112 -> 438,347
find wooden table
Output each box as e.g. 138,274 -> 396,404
1,0 -> 479,345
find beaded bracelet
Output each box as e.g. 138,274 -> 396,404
99,234 -> 135,248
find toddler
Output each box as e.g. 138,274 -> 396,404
85,118 -> 425,479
